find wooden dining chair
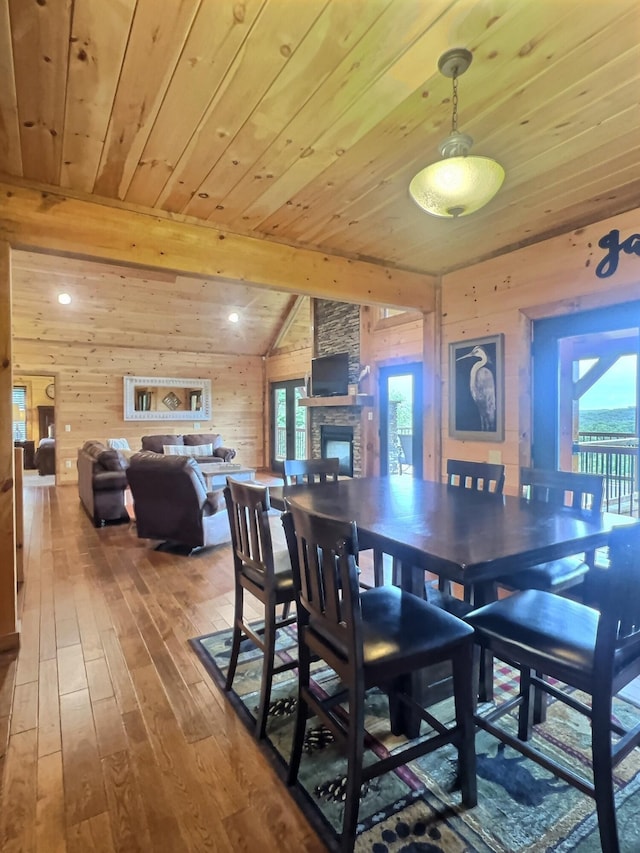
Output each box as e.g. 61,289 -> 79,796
428,459 -> 507,608
283,457 -> 340,485
283,500 -> 477,853
446,458 -> 506,493
282,455 -> 384,588
467,521 -> 640,853
494,467 -> 604,598
223,478 -> 298,739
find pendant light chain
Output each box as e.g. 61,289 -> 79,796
451,68 -> 459,134
408,47 -> 505,218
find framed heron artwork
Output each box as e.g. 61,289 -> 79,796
449,334 -> 505,441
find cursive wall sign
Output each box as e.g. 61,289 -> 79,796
596,228 -> 640,278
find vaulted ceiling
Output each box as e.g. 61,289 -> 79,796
2,0 -> 639,281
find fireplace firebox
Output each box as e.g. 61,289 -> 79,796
320,425 -> 354,477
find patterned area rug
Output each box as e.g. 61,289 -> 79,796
189,624 -> 640,853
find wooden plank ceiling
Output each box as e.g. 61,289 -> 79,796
11,250 -> 311,357
1,0 -> 638,282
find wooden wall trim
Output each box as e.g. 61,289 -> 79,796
422,292 -> 441,483
0,240 -> 18,645
0,181 -> 436,312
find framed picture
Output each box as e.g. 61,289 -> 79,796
449,334 -> 504,441
162,391 -> 181,410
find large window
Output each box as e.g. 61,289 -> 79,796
12,386 -> 27,440
532,302 -> 639,516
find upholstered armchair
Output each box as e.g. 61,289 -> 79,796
126,451 -> 230,553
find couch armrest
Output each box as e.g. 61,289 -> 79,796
213,446 -> 236,462
203,489 -> 225,517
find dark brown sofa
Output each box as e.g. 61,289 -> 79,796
35,438 -> 56,475
77,440 -> 130,527
126,451 -> 230,553
140,433 -> 236,463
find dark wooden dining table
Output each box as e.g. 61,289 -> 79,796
269,475 -> 633,733
269,475 -> 630,598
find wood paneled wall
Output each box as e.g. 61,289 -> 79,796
441,209 -> 640,493
13,340 -> 263,484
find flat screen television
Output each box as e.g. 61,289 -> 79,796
311,351 -> 350,397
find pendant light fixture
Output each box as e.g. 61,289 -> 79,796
409,48 -> 504,219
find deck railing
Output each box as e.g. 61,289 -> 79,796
275,427 -> 307,461
574,432 -> 638,516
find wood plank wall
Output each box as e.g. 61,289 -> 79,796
13,340 -> 263,484
441,209 -> 640,493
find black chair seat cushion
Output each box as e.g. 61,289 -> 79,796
467,590 -> 603,681
309,586 -> 474,676
240,549 -> 294,594
501,554 -> 588,591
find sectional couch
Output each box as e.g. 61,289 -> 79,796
140,433 -> 236,463
77,433 -> 237,529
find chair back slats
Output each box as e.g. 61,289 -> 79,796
285,500 -> 361,659
283,457 -> 340,485
520,468 -> 604,514
446,459 -> 505,494
224,478 -> 274,580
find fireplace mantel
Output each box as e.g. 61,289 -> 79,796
299,394 -> 374,408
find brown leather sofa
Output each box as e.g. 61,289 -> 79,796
35,438 -> 56,475
126,451 -> 230,553
140,433 -> 236,463
77,440 -> 130,526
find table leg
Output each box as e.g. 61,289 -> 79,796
473,581 -> 498,703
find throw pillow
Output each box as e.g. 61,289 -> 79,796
142,434 -> 183,454
162,443 -> 213,457
106,438 -> 131,450
183,433 -> 223,450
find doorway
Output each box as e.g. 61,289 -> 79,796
270,379 -> 308,474
532,301 -> 639,516
379,363 -> 423,477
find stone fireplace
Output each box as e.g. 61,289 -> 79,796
310,299 -> 364,477
320,424 -> 354,477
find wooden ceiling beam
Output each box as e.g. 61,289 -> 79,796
268,294 -> 305,355
0,181 -> 435,312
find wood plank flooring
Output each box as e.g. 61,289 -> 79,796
0,476 -> 328,853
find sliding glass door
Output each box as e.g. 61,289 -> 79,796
533,301 -> 639,516
270,379 -> 307,474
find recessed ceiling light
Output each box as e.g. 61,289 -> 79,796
58,293 -> 71,305
228,312 -> 239,323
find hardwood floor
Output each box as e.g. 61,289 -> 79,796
0,475 -> 328,853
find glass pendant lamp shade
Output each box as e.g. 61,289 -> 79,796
409,154 -> 505,218
409,47 -> 505,218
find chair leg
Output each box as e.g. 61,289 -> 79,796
592,692 -> 619,853
517,667 -> 535,741
255,604 -> 277,739
478,648 -> 494,703
225,583 -> 244,691
287,641 -> 311,786
532,670 -> 548,724
451,644 -> 477,808
341,683 -> 365,853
